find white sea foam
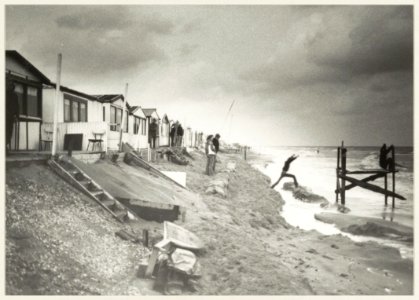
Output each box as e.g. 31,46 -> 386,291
252,146 -> 414,259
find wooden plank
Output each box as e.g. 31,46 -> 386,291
123,145 -> 187,190
145,239 -> 171,278
340,174 -> 406,200
346,169 -> 397,175
336,173 -> 385,193
164,221 -> 204,250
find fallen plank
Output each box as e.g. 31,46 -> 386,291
340,174 -> 406,200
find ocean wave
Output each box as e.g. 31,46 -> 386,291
360,153 -> 379,169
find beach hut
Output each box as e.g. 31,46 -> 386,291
159,114 -> 170,147
184,127 -> 194,147
5,50 -> 51,151
142,108 -> 160,147
129,106 -> 148,150
42,85 -> 107,152
94,94 -> 130,151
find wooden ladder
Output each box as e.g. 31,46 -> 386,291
48,157 -> 131,222
122,143 -> 186,190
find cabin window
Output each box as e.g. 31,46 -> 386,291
134,117 -> 141,134
13,82 -> 41,118
64,94 -> 88,122
141,119 -> 146,135
110,105 -> 128,132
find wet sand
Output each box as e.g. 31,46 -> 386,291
151,149 -> 414,295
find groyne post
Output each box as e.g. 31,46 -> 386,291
384,174 -> 388,206
340,145 -> 347,205
392,146 -> 396,208
336,146 -> 341,203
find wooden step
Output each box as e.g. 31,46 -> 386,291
91,190 -> 105,198
79,179 -> 92,186
101,199 -> 115,207
114,210 -> 128,221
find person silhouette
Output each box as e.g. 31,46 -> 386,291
271,154 -> 299,188
379,144 -> 395,171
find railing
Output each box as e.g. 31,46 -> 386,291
41,122 -> 108,152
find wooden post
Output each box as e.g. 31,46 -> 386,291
384,173 -> 388,206
52,53 -> 62,157
119,83 -> 128,152
341,147 -> 347,205
392,146 -> 396,208
147,143 -> 151,162
244,146 -> 247,160
142,229 -> 149,247
336,147 -> 341,203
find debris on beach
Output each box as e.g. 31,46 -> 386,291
283,182 -> 328,206
159,148 -> 189,165
141,222 -> 204,294
205,161 -> 236,198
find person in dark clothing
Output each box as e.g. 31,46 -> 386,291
176,124 -> 184,146
271,154 -> 299,188
149,118 -> 158,149
212,134 -> 221,172
379,144 -> 395,171
6,80 -> 19,153
169,123 -> 176,146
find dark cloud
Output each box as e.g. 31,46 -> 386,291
55,7 -> 133,30
12,6 -> 175,79
240,6 -> 413,96
308,6 -> 413,76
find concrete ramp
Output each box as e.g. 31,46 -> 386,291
71,158 -> 206,222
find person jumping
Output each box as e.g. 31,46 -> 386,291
271,154 -> 299,189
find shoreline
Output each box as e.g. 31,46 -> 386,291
151,148 -> 413,295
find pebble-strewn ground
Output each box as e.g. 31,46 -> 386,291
5,150 -> 414,295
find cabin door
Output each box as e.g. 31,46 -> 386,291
10,120 -> 41,151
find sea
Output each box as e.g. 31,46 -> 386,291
249,146 -> 414,259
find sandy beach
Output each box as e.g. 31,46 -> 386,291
6,148 -> 412,295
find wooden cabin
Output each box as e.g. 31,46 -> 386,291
129,106 -> 148,150
42,85 -> 107,152
159,114 -> 170,147
94,94 -> 130,151
142,108 -> 160,147
6,50 -> 51,151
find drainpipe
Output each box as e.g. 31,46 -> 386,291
52,53 -> 62,157
119,83 -> 128,152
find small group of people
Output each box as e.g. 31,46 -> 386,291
205,133 -> 220,176
169,121 -> 184,147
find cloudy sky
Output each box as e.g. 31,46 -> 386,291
5,5 -> 413,146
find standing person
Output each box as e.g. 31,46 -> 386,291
212,134 -> 221,172
271,154 -> 299,188
6,80 -> 19,153
176,123 -> 184,147
379,143 -> 395,171
149,118 -> 158,149
205,135 -> 216,176
169,123 -> 176,147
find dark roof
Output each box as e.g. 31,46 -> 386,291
129,106 -> 139,113
6,50 -> 51,84
46,83 -> 98,101
92,94 -> 125,103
